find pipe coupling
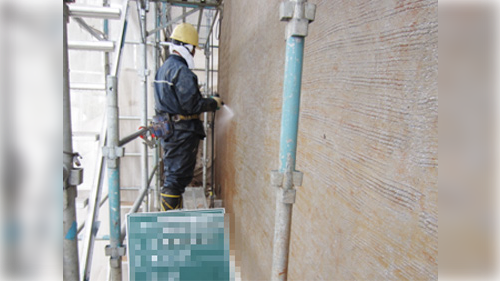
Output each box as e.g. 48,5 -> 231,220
103,146 -> 125,160
109,257 -> 122,268
105,245 -> 126,258
280,0 -> 316,39
103,146 -> 125,168
270,170 -> 304,187
279,188 -> 296,204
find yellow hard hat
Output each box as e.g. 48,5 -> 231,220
170,23 -> 199,48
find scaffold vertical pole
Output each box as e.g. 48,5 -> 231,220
140,3 -> 149,213
271,1 -> 315,280
63,2 -> 81,280
105,75 -> 124,281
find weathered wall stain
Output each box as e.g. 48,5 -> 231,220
216,0 -> 437,280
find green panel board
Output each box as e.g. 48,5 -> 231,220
127,209 -> 229,281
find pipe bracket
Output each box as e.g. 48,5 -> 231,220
280,0 -> 316,38
292,170 -> 304,187
304,3 -> 316,22
271,170 -> 303,188
103,146 -> 125,160
103,146 -> 125,168
279,1 -> 295,21
105,245 -> 126,257
286,18 -> 309,38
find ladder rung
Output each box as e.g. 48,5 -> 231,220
68,41 -> 115,52
71,83 -> 106,91
69,5 -> 121,20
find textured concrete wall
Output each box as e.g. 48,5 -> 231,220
216,0 -> 437,280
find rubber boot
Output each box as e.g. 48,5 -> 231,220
161,188 -> 183,211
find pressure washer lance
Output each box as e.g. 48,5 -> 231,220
208,93 -> 224,207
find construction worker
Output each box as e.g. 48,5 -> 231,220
154,23 -> 222,211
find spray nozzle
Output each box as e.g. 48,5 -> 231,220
213,93 -> 224,106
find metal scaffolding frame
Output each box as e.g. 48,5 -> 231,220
63,0 -> 222,280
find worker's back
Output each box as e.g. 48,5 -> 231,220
154,54 -> 214,138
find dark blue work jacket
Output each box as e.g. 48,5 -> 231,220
154,55 -> 217,138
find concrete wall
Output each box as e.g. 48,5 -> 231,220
216,0 -> 437,280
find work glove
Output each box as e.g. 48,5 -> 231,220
210,95 -> 223,110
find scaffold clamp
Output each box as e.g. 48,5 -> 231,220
271,170 -> 303,188
105,245 -> 126,257
68,167 -> 84,186
270,170 -> 284,187
292,170 -> 303,187
279,0 -> 316,38
279,188 -> 296,204
103,146 -> 125,160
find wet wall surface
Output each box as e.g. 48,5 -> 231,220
216,0 -> 437,279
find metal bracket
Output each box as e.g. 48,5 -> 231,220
279,0 -> 316,38
304,3 -> 316,22
270,170 -> 284,187
103,146 -> 124,168
280,1 -> 316,22
292,170 -> 304,187
109,257 -> 122,268
279,187 -> 296,204
68,167 -> 84,186
271,170 -> 303,187
142,138 -> 156,149
103,146 -> 125,160
105,245 -> 126,257
286,18 -> 309,38
279,1 -> 295,20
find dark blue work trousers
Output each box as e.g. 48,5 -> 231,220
160,129 -> 200,195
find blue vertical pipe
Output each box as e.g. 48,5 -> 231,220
272,35 -> 305,281
108,168 -> 121,248
279,36 -> 304,173
162,3 -> 167,31
106,75 -> 120,248
273,2 -> 315,279
103,0 -> 110,76
106,75 -> 122,281
104,19 -> 108,35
